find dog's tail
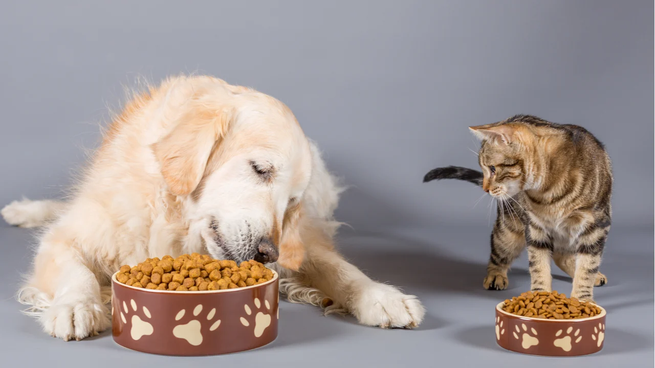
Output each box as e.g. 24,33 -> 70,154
423,166 -> 483,187
1,199 -> 66,228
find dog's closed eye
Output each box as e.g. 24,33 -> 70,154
250,161 -> 274,181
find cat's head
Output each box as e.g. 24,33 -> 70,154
469,122 -> 534,198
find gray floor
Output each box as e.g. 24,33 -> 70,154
1,223 -> 652,367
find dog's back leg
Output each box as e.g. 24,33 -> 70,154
2,199 -> 66,228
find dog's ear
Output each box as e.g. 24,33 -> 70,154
276,202 -> 305,271
152,105 -> 232,196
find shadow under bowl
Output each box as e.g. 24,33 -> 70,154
111,270 -> 279,356
495,302 -> 606,356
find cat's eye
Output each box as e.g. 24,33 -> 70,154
489,165 -> 496,175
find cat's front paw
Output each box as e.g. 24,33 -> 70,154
594,272 -> 607,287
484,273 -> 508,290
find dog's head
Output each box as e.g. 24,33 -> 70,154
152,81 -> 313,270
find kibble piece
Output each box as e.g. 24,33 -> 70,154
176,285 -> 188,291
136,272 -> 144,281
156,283 -> 167,290
146,283 -> 157,289
141,263 -> 154,276
152,266 -> 164,275
238,280 -> 247,288
162,273 -> 173,283
189,268 -> 201,278
119,265 -> 131,274
173,260 -> 183,271
172,273 -> 185,284
133,282 -> 144,288
199,282 -> 209,291
189,286 -> 199,291
117,273 -> 129,283
180,269 -> 189,278
151,273 -> 162,285
140,275 -> 151,286
183,278 -> 195,289
246,278 -> 256,286
168,281 -> 181,290
209,270 -> 221,281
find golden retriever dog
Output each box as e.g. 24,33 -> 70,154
2,75 -> 424,341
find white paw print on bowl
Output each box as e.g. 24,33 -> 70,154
120,299 -> 154,340
172,304 -> 221,346
240,297 -> 272,338
513,323 -> 539,349
495,317 -> 505,340
553,326 -> 582,352
591,323 -> 605,347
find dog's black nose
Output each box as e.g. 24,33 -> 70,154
254,239 -> 278,264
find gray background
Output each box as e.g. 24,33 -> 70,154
0,1 -> 652,367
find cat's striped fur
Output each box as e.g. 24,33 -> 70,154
424,115 -> 612,301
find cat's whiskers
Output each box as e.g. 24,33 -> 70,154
467,148 -> 479,157
472,192 -> 488,209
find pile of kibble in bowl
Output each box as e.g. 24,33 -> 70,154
115,253 -> 275,291
501,291 -> 603,319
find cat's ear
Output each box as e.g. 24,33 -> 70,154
469,124 -> 517,144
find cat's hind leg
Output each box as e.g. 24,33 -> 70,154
484,218 -> 525,290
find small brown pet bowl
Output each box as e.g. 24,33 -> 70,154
495,302 -> 606,356
111,270 -> 279,356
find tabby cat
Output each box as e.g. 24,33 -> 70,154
424,115 -> 612,301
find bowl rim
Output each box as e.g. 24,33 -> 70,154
496,301 -> 606,322
112,269 -> 278,294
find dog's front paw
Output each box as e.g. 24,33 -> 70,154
41,301 -> 111,341
351,282 -> 425,329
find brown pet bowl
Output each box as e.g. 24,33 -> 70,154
495,302 -> 606,356
111,270 -> 279,356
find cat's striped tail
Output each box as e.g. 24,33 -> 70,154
423,166 -> 483,186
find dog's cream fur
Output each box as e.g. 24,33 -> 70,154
2,75 -> 424,341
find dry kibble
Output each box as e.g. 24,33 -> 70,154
117,254 -> 275,292
209,270 -> 221,281
117,273 -> 129,283
140,275 -> 151,286
183,278 -> 195,289
502,291 -> 602,320
189,268 -> 201,278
